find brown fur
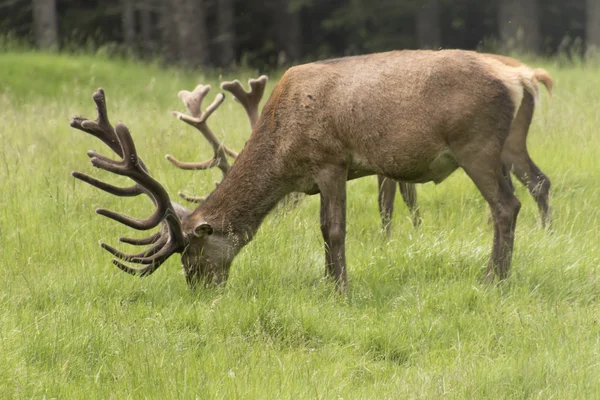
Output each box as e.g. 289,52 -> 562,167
378,54 -> 553,236
171,49 -> 544,290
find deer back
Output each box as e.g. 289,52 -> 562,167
230,50 -> 540,186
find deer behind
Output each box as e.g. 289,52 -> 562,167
378,54 -> 553,234
72,49 -> 541,291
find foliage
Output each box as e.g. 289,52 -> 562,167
0,0 -> 593,66
0,51 -> 599,398
540,0 -> 586,55
320,0 -> 418,54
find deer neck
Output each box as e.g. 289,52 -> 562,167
195,140 -> 292,247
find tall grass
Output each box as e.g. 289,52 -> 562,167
0,51 -> 599,399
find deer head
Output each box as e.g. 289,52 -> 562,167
72,76 -> 269,287
71,88 -> 238,287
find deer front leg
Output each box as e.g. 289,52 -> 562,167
317,165 -> 348,291
377,175 -> 397,236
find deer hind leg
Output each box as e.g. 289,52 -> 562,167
399,182 -> 421,228
502,91 -> 551,228
503,153 -> 551,228
456,143 -> 521,280
378,175 -> 397,236
318,165 -> 348,291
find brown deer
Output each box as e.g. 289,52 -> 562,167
71,49 -> 545,291
377,54 -> 553,235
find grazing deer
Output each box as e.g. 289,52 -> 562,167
378,54 -> 553,235
71,49 -> 544,291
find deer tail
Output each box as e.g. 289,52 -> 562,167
519,67 -> 541,107
533,68 -> 553,98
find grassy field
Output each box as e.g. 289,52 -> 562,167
0,50 -> 599,399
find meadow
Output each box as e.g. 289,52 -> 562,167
0,50 -> 599,399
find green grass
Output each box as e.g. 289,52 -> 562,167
0,50 -> 599,399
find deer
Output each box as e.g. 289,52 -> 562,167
377,54 -> 553,235
71,49 -> 545,292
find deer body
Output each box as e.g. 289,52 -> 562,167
183,49 -> 536,287
73,49 -> 540,290
211,51 -> 510,188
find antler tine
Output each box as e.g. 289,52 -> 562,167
175,84 -> 223,124
70,89 -> 121,155
112,257 -> 168,277
104,234 -> 168,259
92,123 -> 182,232
221,75 -> 268,129
101,235 -> 173,264
178,191 -> 207,203
120,232 -> 162,245
72,90 -> 189,278
70,88 -> 146,197
71,171 -> 142,197
104,229 -> 183,277
168,85 -> 236,177
71,89 -> 150,172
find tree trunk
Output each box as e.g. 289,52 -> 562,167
122,0 -> 136,50
170,0 -> 211,67
140,6 -> 153,56
587,0 -> 600,56
32,0 -> 58,50
274,0 -> 302,64
416,0 -> 441,49
159,8 -> 179,63
216,0 -> 235,66
497,0 -> 540,53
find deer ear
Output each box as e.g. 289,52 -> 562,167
193,222 -> 213,238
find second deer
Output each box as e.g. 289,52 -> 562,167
378,54 -> 553,235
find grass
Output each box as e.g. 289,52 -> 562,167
0,50 -> 599,399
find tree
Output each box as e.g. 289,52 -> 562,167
170,0 -> 211,66
32,0 -> 58,50
587,0 -> 600,55
274,0 -> 302,63
497,0 -> 540,53
416,0 -> 440,49
217,0 -> 236,66
122,0 -> 136,49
